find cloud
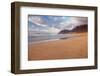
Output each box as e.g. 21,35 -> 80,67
28,16 -> 61,33
28,16 -> 47,27
59,17 -> 88,30
28,15 -> 88,34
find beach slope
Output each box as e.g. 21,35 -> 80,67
28,33 -> 88,60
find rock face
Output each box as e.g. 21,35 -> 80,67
59,24 -> 87,34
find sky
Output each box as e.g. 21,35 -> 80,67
28,15 -> 88,34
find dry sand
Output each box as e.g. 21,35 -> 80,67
28,32 -> 88,60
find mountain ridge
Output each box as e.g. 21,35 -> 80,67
59,24 -> 87,34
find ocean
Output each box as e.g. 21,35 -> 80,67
28,34 -> 76,44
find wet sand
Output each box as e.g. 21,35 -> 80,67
28,32 -> 88,60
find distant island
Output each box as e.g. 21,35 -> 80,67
59,24 -> 87,34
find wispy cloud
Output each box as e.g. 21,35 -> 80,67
59,17 -> 88,30
28,16 -> 47,27
28,15 -> 88,34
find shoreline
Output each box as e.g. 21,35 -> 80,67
28,34 -> 81,45
28,39 -> 59,45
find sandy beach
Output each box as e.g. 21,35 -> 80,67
28,32 -> 88,60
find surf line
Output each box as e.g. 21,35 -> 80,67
28,34 -> 79,45
28,39 -> 60,45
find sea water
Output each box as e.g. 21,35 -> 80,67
28,33 -> 75,44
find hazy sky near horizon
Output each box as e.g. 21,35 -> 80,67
28,15 -> 88,34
